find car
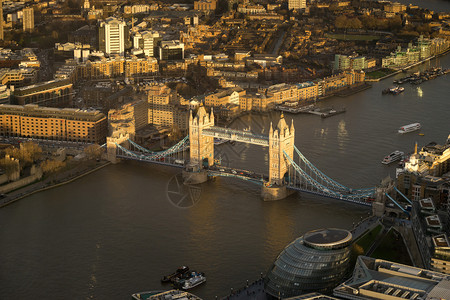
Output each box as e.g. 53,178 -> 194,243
219,168 -> 225,172
231,170 -> 237,174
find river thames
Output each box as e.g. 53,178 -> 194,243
1,58 -> 450,300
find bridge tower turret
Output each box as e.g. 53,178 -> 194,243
268,113 -> 295,185
188,104 -> 214,168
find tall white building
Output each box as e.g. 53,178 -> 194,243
133,31 -> 161,57
99,17 -> 128,56
288,0 -> 306,10
22,7 -> 34,32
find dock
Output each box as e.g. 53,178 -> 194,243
305,107 -> 346,118
274,103 -> 315,114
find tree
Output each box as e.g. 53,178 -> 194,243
4,142 -> 42,168
0,156 -> 20,179
41,159 -> 66,174
361,15 -> 377,30
348,18 -> 362,29
335,16 -> 348,29
84,144 -> 104,160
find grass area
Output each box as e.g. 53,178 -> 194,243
365,68 -> 396,79
371,228 -> 413,265
354,224 -> 382,254
325,33 -> 381,41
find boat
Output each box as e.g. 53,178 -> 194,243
161,266 -> 190,283
390,86 -> 405,95
398,123 -> 421,134
182,272 -> 206,290
382,150 -> 404,165
321,107 -> 346,118
132,289 -> 203,300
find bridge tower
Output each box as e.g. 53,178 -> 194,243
268,113 -> 295,185
262,113 -> 295,200
189,104 -> 214,168
106,133 -> 130,163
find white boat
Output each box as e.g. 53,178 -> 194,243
398,123 -> 421,134
382,150 -> 404,165
182,272 -> 206,290
132,289 -> 203,300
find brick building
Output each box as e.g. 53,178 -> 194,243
0,104 -> 107,143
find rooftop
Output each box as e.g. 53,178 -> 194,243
0,104 -> 106,122
419,198 -> 435,209
334,256 -> 450,300
303,228 -> 352,249
432,234 -> 450,248
425,215 -> 442,227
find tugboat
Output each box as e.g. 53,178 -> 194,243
181,272 -> 206,290
161,266 -> 190,283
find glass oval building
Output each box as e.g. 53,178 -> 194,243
265,228 -> 352,298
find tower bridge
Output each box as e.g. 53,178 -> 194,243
107,105 -> 376,205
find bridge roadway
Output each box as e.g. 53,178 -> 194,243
202,127 -> 269,146
116,142 -> 374,206
207,165 -> 267,184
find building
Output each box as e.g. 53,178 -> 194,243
0,104 -> 107,143
159,40 -> 184,61
22,7 -> 34,32
265,228 -> 353,298
133,31 -> 161,57
431,234 -> 450,275
147,84 -> 189,132
296,81 -> 318,102
334,54 -> 366,71
289,0 -> 306,10
108,100 -> 148,139
13,79 -> 73,107
397,137 -> 450,204
410,197 -> 450,274
334,256 -> 450,299
237,4 -> 266,14
125,56 -> 158,78
194,0 -> 217,12
266,83 -> 298,104
0,68 -> 38,87
0,0 -> 3,40
205,87 -> 245,107
384,2 -> 407,13
239,92 -> 273,112
98,17 -> 129,56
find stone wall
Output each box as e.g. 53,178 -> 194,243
0,166 -> 43,194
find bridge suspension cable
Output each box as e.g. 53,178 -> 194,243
293,145 -> 375,193
114,135 -> 190,166
284,150 -> 374,205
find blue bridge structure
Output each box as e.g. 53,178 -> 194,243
107,106 -> 377,206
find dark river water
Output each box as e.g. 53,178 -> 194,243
1,55 -> 450,300
390,0 -> 450,12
